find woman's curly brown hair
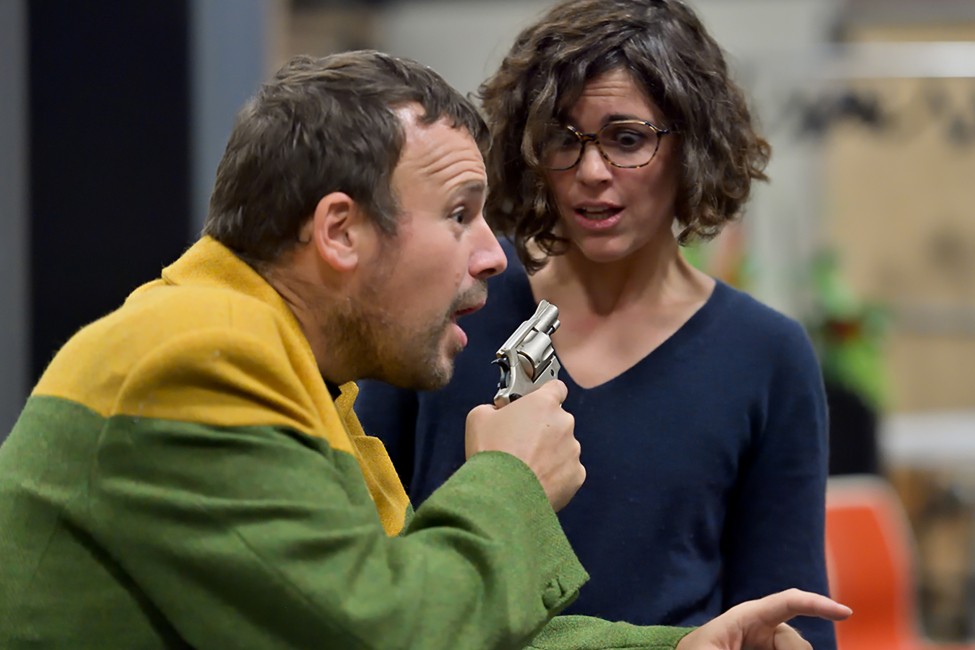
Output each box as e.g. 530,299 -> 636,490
478,0 -> 771,272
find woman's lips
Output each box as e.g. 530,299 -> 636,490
574,206 -> 623,230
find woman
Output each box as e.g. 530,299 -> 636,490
357,1 -> 834,647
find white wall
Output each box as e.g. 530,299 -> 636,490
190,0 -> 279,233
378,0 -> 552,96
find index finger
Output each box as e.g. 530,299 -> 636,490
535,379 -> 568,405
745,589 -> 852,626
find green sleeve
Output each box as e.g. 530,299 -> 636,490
529,616 -> 693,649
89,416 -> 576,649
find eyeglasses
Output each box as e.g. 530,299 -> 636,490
541,119 -> 671,171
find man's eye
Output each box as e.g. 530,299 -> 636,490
449,209 -> 466,224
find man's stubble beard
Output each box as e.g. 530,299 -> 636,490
327,250 -> 465,391
330,297 -> 455,391
325,230 -> 487,391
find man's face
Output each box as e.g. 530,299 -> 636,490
349,107 -> 506,390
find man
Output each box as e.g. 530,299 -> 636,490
0,51 -> 848,649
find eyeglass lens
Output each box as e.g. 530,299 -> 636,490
543,121 -> 661,170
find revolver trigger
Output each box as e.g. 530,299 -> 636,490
492,358 -> 509,391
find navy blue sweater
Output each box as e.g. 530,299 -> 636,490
357,240 -> 835,649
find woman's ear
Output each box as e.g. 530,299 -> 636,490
308,192 -> 378,272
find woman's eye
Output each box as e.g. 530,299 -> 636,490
613,130 -> 646,148
557,133 -> 578,149
545,127 -> 578,150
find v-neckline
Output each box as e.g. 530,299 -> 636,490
508,267 -> 725,393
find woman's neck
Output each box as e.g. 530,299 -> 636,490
530,234 -> 710,317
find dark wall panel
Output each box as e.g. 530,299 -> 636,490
29,1 -> 191,380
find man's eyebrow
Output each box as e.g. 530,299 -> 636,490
451,179 -> 487,199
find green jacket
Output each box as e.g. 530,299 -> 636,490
0,237 -> 691,650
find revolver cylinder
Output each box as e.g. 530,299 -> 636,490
493,300 -> 562,407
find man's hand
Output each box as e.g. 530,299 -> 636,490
465,380 -> 583,511
676,589 -> 852,650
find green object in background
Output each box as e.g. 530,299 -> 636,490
807,250 -> 889,410
682,242 -> 707,274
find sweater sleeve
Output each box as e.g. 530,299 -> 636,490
720,321 -> 835,649
84,326 -> 690,650
528,617 -> 692,649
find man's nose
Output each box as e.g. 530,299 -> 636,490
470,216 -> 507,280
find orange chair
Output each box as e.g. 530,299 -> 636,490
825,475 -> 975,650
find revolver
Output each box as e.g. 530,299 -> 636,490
492,300 -> 562,407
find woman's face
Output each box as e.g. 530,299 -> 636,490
543,68 -> 681,264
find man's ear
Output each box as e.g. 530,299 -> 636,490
308,192 -> 377,272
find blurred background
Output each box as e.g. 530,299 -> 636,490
1,0 -> 973,643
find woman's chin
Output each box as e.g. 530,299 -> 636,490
570,238 -> 637,265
